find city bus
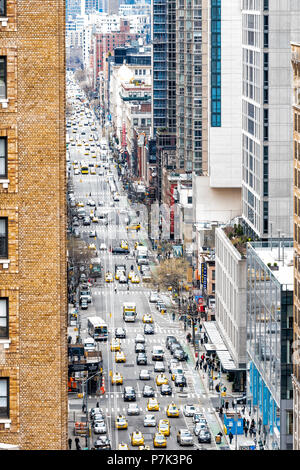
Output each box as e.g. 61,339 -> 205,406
90,258 -> 101,279
122,302 -> 137,322
87,316 -> 108,341
81,161 -> 89,174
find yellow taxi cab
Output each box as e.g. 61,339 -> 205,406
126,224 -> 141,230
168,286 -> 173,291
128,270 -> 135,280
142,314 -> 153,324
90,168 -> 96,175
76,201 -> 85,207
166,402 -> 180,418
118,442 -> 129,450
115,415 -> 128,430
92,154 -> 97,158
139,445 -> 150,450
88,243 -> 97,251
111,372 -> 123,385
89,137 -> 93,142
158,419 -> 170,436
115,351 -> 126,363
110,339 -> 121,352
131,431 -> 145,446
84,151 -> 89,156
77,141 -> 82,146
92,215 -> 99,223
131,274 -> 140,284
134,241 -> 143,249
147,398 -> 160,411
153,432 -> 167,448
105,272 -> 113,283
121,240 -> 128,250
156,374 -> 168,386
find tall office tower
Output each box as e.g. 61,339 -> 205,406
85,0 -> 101,13
292,42 -> 300,450
192,0 -> 242,225
108,0 -> 121,15
66,0 -> 81,18
241,0 -> 300,239
152,0 -> 177,202
176,0 -> 203,174
0,0 -> 67,449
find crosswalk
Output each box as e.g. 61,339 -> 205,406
92,287 -> 153,293
97,404 -> 216,415
98,392 -> 214,403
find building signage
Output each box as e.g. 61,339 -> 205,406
201,263 -> 207,289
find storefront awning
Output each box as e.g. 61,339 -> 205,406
203,321 -> 238,371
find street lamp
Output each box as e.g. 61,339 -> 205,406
82,371 -> 101,450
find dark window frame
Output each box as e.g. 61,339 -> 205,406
0,1 -> 6,17
0,56 -> 7,99
0,136 -> 7,178
0,217 -> 8,259
0,297 -> 8,338
0,377 -> 9,419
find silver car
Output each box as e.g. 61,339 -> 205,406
139,369 -> 151,380
177,429 -> 194,446
127,403 -> 140,416
143,414 -> 156,427
94,421 -> 107,434
154,362 -> 165,373
183,404 -> 197,417
135,334 -> 145,344
193,422 -> 209,436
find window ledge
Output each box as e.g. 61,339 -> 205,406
0,98 -> 8,109
0,179 -> 9,189
0,419 -> 11,424
0,260 -> 10,269
0,18 -> 8,27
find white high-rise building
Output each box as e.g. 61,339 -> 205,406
241,0 -> 300,239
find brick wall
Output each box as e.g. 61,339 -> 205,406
0,0 -> 67,449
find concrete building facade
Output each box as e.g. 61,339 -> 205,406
0,0 -> 67,450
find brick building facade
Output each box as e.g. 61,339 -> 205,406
0,0 -> 67,449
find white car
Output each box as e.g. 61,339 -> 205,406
135,334 -> 145,344
193,422 -> 208,436
149,292 -> 160,303
94,421 -> 107,434
100,243 -> 107,251
119,273 -> 127,284
143,414 -> 156,427
127,403 -> 140,416
74,169 -> 80,175
154,362 -> 165,373
87,199 -> 96,206
139,369 -> 151,380
89,230 -> 96,238
183,405 -> 198,417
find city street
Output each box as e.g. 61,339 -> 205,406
67,75 -> 226,451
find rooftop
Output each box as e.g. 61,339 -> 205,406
249,241 -> 294,289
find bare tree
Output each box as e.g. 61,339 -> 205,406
150,258 -> 190,293
68,237 -> 94,282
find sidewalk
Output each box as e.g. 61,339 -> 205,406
181,321 -> 257,450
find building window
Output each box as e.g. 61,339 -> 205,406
0,57 -> 6,99
211,0 -> 221,127
0,298 -> 8,338
187,196 -> 192,204
0,218 -> 8,258
0,378 -> 9,418
0,1 -> 6,17
0,137 -> 7,177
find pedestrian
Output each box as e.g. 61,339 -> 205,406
199,360 -> 203,369
219,406 -> 223,417
203,363 -> 207,373
195,359 -> 199,370
251,418 -> 255,428
96,401 -> 99,408
243,417 -> 246,429
252,427 -> 257,438
232,400 -> 235,410
172,312 -> 175,321
68,438 -> 72,450
82,402 -> 86,413
225,401 -> 229,411
228,431 -> 234,444
244,426 -> 248,437
75,437 -> 80,449
242,405 -> 245,415
127,284 -> 129,292
114,286 -> 117,293
249,427 -> 253,438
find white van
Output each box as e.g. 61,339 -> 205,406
84,338 -> 96,352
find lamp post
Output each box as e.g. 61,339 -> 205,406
82,371 -> 101,450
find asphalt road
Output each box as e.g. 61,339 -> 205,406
67,77 -> 221,451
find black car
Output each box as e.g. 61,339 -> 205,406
160,384 -> 172,396
142,385 -> 155,398
112,247 -> 128,254
170,342 -> 182,355
123,386 -> 136,402
137,353 -> 147,365
173,348 -> 188,361
135,343 -> 146,353
115,327 -> 126,339
198,430 -> 212,444
174,374 -> 187,387
94,436 -> 111,450
144,324 -> 154,335
166,336 -> 177,349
